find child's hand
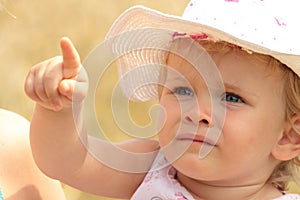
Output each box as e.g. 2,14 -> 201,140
24,37 -> 88,111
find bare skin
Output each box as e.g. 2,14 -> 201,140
24,37 -> 300,199
0,109 -> 66,200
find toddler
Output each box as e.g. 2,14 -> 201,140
24,0 -> 300,199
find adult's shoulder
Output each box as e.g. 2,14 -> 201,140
0,109 -> 30,162
0,108 -> 29,135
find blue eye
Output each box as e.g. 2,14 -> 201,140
222,92 -> 244,103
173,87 -> 194,96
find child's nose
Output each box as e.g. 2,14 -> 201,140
183,103 -> 212,127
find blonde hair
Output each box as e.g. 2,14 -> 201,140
271,66 -> 300,190
195,40 -> 300,191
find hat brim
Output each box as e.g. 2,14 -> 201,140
107,6 -> 300,74
105,6 -> 300,101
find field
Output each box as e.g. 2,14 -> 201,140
1,0 -> 299,199
1,0 -> 187,199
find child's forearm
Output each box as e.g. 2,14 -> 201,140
30,103 -> 87,179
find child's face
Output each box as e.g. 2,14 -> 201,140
157,47 -> 287,185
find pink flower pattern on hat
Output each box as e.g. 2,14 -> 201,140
274,17 -> 286,26
182,0 -> 297,54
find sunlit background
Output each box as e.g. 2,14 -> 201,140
1,0 -> 299,199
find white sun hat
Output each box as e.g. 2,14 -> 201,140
105,0 -> 300,101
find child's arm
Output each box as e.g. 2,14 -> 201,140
24,37 -> 159,198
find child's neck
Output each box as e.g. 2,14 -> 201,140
177,172 -> 283,200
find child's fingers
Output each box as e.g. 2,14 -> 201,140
33,63 -> 48,102
24,69 -> 40,102
24,56 -> 64,111
43,57 -> 64,109
60,37 -> 81,79
58,79 -> 88,102
25,57 -> 58,103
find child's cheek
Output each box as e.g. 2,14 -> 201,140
157,104 -> 167,132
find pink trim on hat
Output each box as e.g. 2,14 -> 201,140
172,32 -> 214,41
189,33 -> 208,40
172,32 -> 187,39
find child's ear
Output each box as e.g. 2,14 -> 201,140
272,114 -> 300,161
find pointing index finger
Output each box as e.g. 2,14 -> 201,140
60,37 -> 81,79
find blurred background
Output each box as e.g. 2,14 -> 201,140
1,0 -> 299,200
0,0 -> 188,199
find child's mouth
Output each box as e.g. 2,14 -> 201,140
176,133 -> 216,146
